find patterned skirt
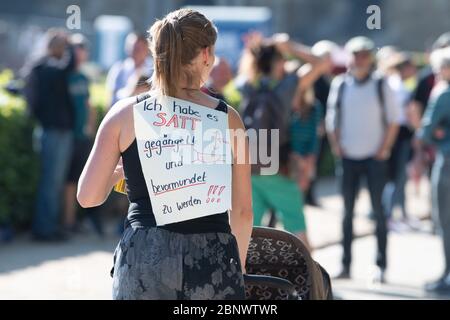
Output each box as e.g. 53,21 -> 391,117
111,226 -> 245,300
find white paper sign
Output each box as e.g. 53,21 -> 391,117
133,94 -> 232,226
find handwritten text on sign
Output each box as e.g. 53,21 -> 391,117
134,95 -> 232,226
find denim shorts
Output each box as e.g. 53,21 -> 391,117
111,226 -> 245,300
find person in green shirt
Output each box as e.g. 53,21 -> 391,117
64,34 -> 98,234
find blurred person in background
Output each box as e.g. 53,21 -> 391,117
294,40 -> 339,207
409,32 -> 450,231
415,47 -> 450,294
129,74 -> 152,96
117,71 -> 152,99
202,56 -> 233,101
63,34 -> 102,236
290,85 -> 324,197
377,49 -> 418,230
236,32 -> 322,248
326,36 -> 401,281
310,40 -> 339,107
24,29 -> 75,241
409,32 -> 450,127
106,32 -> 153,108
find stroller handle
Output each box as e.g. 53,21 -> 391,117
243,274 -> 298,300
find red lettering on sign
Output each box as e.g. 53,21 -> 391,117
153,113 -> 167,126
166,114 -> 179,128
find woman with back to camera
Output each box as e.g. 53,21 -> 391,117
77,9 -> 253,300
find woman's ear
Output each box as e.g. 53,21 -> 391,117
203,47 -> 210,66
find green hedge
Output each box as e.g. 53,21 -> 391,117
0,70 -> 39,227
0,70 -> 109,228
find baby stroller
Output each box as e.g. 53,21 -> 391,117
244,227 -> 333,300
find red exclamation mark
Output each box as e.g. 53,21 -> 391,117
216,186 -> 225,203
211,185 -> 219,203
206,185 -> 214,203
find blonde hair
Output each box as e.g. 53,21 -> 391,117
148,9 -> 217,96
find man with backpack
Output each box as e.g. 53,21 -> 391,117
326,36 -> 401,281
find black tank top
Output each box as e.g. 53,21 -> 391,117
121,94 -> 231,234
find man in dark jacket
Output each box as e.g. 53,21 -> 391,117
24,29 -> 75,241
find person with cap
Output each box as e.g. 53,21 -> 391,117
415,47 -> 450,294
326,36 -> 401,282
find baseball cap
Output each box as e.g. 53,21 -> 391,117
70,33 -> 89,49
345,36 -> 375,53
432,32 -> 450,50
312,40 -> 338,57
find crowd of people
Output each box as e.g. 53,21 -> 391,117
21,20 -> 450,295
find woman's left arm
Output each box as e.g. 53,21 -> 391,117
77,100 -> 130,208
228,107 -> 254,273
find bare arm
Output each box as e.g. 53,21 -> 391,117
292,59 -> 331,110
228,107 -> 253,273
297,57 -> 332,91
407,101 -> 424,130
77,99 -> 131,207
327,129 -> 343,158
85,101 -> 98,138
287,41 -> 320,65
273,33 -> 320,65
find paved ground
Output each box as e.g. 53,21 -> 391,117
0,177 -> 448,300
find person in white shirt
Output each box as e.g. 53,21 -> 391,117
326,36 -> 400,282
106,32 -> 154,108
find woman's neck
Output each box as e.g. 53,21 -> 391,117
175,87 -> 202,99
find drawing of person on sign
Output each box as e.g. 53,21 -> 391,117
77,9 -> 253,300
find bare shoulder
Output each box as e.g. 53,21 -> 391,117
227,105 -> 245,130
99,96 -> 137,152
106,96 -> 136,122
